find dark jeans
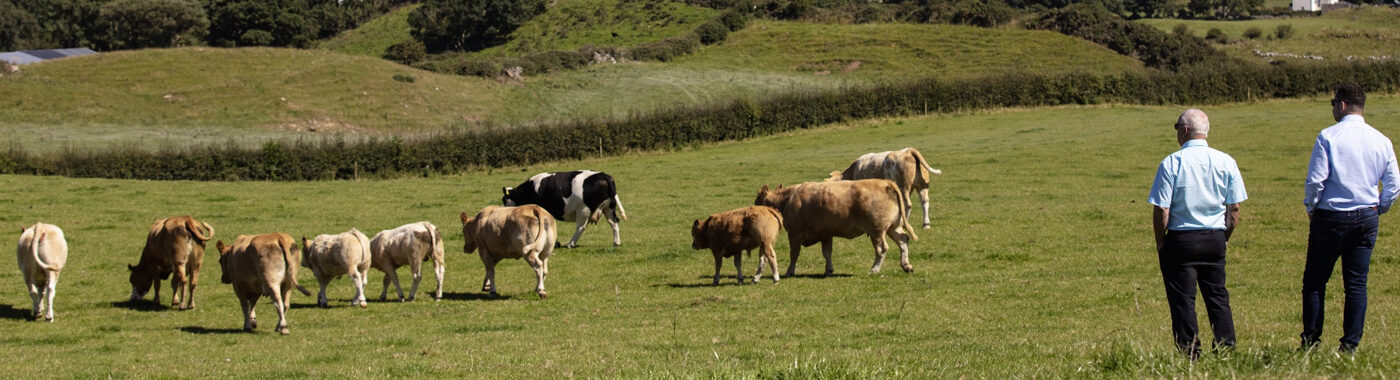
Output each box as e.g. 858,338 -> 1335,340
1158,229 -> 1235,356
1302,207 -> 1378,350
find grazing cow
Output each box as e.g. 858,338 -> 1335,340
828,147 -> 943,228
216,233 -> 311,335
754,179 -> 918,276
17,223 -> 67,322
691,206 -> 784,285
370,222 -> 445,301
301,229 -> 372,308
502,170 -> 628,248
460,205 -> 557,299
129,216 -> 213,309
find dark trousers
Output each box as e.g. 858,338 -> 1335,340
1302,208 -> 1378,350
1158,229 -> 1235,356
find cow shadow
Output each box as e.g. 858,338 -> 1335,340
288,302 -> 323,310
178,326 -> 245,335
111,300 -> 170,312
440,292 -> 511,301
0,304 -> 31,320
661,273 -> 853,288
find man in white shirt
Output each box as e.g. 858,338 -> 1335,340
1301,83 -> 1400,353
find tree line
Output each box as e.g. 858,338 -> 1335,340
0,0 -> 412,52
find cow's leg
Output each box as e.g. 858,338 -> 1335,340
481,255 -> 498,295
760,241 -> 780,283
525,254 -> 547,299
378,269 -> 391,301
317,276 -> 330,308
606,207 -> 622,247
390,267 -> 406,301
26,278 -> 41,319
785,236 -> 802,277
734,250 -> 745,285
869,232 -> 889,274
152,277 -> 161,305
821,238 -> 835,277
171,264 -> 187,310
889,225 -> 914,273
432,260 -> 444,301
43,272 -> 59,322
407,261 -> 423,302
919,188 -> 932,229
347,271 -> 364,308
239,296 -> 254,331
269,284 -> 289,335
564,208 -> 591,248
754,249 -> 765,284
357,267 -> 370,307
186,264 -> 199,310
712,251 -> 723,286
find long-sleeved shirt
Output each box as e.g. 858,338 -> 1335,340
1149,139 -> 1248,231
1304,115 -> 1400,214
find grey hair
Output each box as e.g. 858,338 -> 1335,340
1177,108 -> 1210,137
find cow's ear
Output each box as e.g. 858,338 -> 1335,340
759,184 -> 769,192
777,184 -> 784,189
502,187 -> 511,196
215,240 -> 226,253
460,211 -> 470,224
127,264 -> 135,272
692,219 -> 700,228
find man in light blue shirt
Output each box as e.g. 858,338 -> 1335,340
1148,108 -> 1246,359
1300,83 -> 1400,353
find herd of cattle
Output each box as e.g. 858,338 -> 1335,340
14,148 -> 940,334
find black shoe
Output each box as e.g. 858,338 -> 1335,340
1339,344 -> 1357,354
1299,338 -> 1320,351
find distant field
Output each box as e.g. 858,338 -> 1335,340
491,20 -> 1145,123
318,3 -> 422,58
1138,6 -> 1400,62
2,97 -> 1399,377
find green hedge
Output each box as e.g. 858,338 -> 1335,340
5,60 -> 1399,181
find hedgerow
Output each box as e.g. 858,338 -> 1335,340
4,60 -> 1398,181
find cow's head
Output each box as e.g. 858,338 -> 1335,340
826,171 -> 844,182
216,240 -> 233,284
690,219 -> 708,250
300,237 -> 312,269
128,264 -> 154,301
501,187 -> 516,206
460,211 -> 478,253
755,185 -> 786,209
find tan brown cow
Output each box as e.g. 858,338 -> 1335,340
217,233 -> 311,335
18,223 -> 68,322
460,205 -> 556,299
370,222 -> 445,301
302,229 -> 372,308
691,206 -> 783,285
828,147 -> 943,229
129,216 -> 213,310
755,179 -> 917,277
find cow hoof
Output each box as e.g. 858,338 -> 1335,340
902,266 -> 914,273
250,320 -> 258,329
613,242 -> 621,247
278,327 -> 290,335
537,291 -> 548,299
922,224 -> 931,229
44,316 -> 53,323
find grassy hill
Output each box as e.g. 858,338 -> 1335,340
469,0 -> 720,58
2,97 -> 1399,377
1137,6 -> 1400,62
318,3 -> 422,58
0,47 -> 507,151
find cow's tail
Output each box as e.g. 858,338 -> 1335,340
909,147 -> 942,176
531,208 -> 551,253
423,222 -> 440,264
608,175 -> 627,221
763,206 -> 784,231
29,228 -> 58,272
185,217 -> 213,242
890,184 -> 919,241
281,236 -> 312,296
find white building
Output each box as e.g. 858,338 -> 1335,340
1293,0 -> 1340,11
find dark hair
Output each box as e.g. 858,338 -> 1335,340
1335,83 -> 1366,108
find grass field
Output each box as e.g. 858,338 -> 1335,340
318,3 -> 423,58
1138,6 -> 1400,62
3,96 -> 1400,377
468,0 -> 719,58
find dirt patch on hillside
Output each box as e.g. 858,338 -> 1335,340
268,118 -> 373,135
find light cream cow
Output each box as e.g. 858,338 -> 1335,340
302,229 -> 372,308
17,223 -> 67,322
828,147 -> 943,228
755,179 -> 918,276
370,222 -> 445,301
461,205 -> 556,299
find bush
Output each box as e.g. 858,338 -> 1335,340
1276,24 -> 1295,39
626,35 -> 701,61
1243,26 -> 1262,39
1205,27 -> 1227,42
1172,23 -> 1191,36
717,9 -> 748,31
408,0 -> 547,52
1026,5 -> 1228,70
96,0 -> 208,50
238,29 -> 274,46
951,0 -> 1019,28
695,19 -> 730,45
385,39 -> 427,64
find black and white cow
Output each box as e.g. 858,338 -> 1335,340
502,170 -> 628,248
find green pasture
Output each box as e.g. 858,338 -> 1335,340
1138,6 -> 1400,62
318,3 -> 423,58
3,96 -> 1400,377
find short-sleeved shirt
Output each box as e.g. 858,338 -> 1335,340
1148,139 -> 1248,231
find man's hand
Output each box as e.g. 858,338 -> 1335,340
1153,206 -> 1169,253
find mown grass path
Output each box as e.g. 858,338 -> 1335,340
1,97 -> 1398,377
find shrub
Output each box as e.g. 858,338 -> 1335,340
718,10 -> 748,31
1205,27 -> 1227,42
392,74 -> 415,83
408,0 -> 547,52
626,35 -> 701,61
951,0 -> 1019,28
1026,5 -> 1227,70
1276,24 -> 1295,39
384,39 -> 426,64
1172,23 -> 1191,36
1243,26 -> 1262,39
695,19 -> 730,45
